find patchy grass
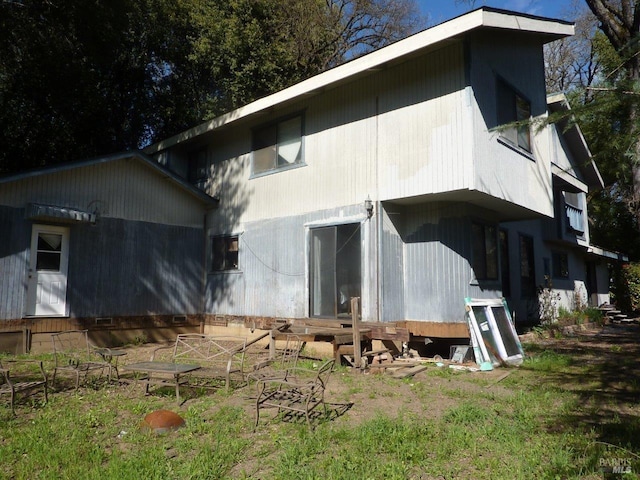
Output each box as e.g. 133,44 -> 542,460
2,325 -> 640,479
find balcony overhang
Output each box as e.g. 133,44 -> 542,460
384,189 -> 547,222
552,165 -> 588,193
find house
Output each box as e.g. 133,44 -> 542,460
0,8 -> 623,352
0,152 -> 217,351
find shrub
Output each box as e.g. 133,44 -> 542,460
612,262 -> 640,313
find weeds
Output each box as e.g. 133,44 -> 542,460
1,339 -> 638,480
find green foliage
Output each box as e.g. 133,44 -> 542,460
523,350 -> 573,372
0,0 -> 423,175
612,262 -> 640,313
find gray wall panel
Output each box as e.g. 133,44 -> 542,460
205,206 -> 367,319
67,218 -> 204,317
380,204 -> 405,321
0,206 -> 30,319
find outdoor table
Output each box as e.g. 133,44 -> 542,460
93,347 -> 127,381
122,361 -> 200,404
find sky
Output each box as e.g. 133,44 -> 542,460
418,0 -> 579,26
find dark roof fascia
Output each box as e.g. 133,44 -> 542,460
0,151 -> 219,208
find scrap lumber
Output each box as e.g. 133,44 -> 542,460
390,364 -> 428,379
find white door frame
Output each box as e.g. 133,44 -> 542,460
25,224 -> 70,317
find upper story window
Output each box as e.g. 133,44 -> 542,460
497,79 -> 532,153
564,191 -> 584,235
252,114 -> 303,176
472,222 -> 498,281
188,148 -> 208,190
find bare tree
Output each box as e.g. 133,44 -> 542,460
278,0 -> 427,72
544,2 -> 600,98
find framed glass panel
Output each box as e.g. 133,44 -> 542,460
277,117 -> 302,166
252,115 -> 303,175
211,235 -> 239,272
310,224 -> 361,318
36,233 -> 62,271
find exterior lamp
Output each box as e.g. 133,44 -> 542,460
364,196 -> 374,218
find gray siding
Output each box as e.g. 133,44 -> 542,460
0,159 -> 206,228
0,206 -> 30,319
380,204 -> 405,321
205,205 -> 369,319
393,202 -> 501,323
67,218 -> 204,317
0,208 -> 205,320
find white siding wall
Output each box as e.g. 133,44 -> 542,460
0,159 -> 205,228
197,42 -> 470,232
469,32 -> 554,218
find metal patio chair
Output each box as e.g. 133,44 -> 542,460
51,330 -> 113,390
247,333 -> 303,384
254,358 -> 335,429
0,359 -> 48,414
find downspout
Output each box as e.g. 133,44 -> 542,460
375,95 -> 382,323
377,200 -> 383,323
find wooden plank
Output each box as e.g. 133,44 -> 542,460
351,297 -> 362,369
391,365 -> 428,379
395,321 -> 469,338
363,323 -> 410,342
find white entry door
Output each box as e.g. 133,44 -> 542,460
26,225 -> 70,316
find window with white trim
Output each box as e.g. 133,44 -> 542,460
252,114 -> 303,175
211,235 -> 239,272
563,191 -> 585,234
497,79 -> 532,152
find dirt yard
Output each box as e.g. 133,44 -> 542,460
116,323 -> 640,432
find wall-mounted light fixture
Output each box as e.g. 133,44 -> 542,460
364,196 -> 373,218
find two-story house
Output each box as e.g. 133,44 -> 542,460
0,8 -> 622,351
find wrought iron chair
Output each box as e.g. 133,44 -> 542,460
51,330 -> 113,390
247,333 -> 303,384
0,359 -> 48,414
254,358 -> 335,429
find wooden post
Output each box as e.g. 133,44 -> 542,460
269,329 -> 276,360
351,297 -> 362,370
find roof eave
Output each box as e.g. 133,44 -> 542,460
547,93 -> 605,191
0,151 -> 219,208
145,8 -> 574,154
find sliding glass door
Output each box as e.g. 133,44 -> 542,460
310,224 -> 361,318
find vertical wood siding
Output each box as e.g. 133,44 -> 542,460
199,42 -> 468,228
398,202 -> 500,322
469,31 -> 553,217
0,207 -> 30,319
0,159 -> 206,228
380,203 -> 405,321
66,218 -> 204,317
204,206 -> 371,319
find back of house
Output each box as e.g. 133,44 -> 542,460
0,8 -> 622,352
